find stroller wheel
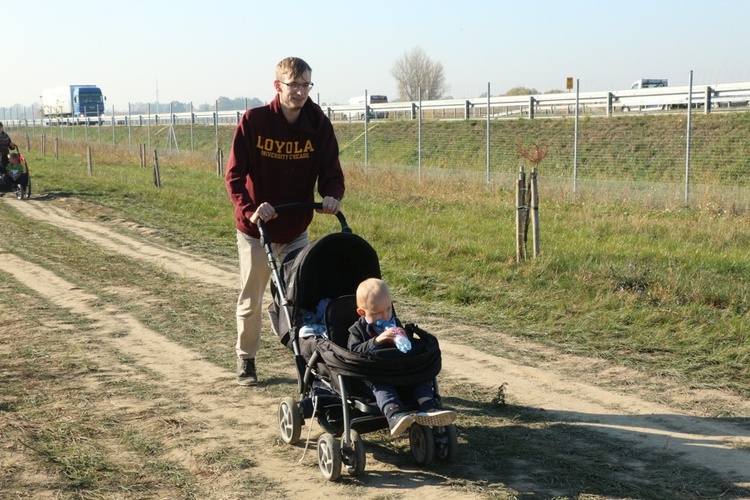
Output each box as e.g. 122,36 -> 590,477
342,429 -> 366,476
317,432 -> 342,481
433,423 -> 458,462
409,423 -> 435,466
278,397 -> 302,445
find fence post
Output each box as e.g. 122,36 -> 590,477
214,100 -> 219,155
704,86 -> 712,114
41,134 -> 46,156
486,82 -> 491,183
87,146 -> 93,176
528,96 -> 535,119
55,137 -> 59,161
531,167 -> 540,258
217,148 -> 224,178
112,104 -> 116,146
25,135 -> 30,151
573,79 -> 580,196
190,102 -> 194,151
685,70 -> 694,206
516,168 -> 527,263
153,149 -> 161,188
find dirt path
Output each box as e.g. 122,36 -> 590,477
3,196 -> 750,498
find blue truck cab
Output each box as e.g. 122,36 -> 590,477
73,85 -> 106,117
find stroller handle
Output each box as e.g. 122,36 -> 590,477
257,202 -> 351,243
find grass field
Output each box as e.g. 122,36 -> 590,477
2,117 -> 749,498
8,119 -> 750,400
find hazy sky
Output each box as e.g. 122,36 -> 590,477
4,0 -> 749,111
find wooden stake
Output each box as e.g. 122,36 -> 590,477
531,167 -> 540,257
153,150 -> 161,188
217,148 -> 224,178
516,168 -> 527,262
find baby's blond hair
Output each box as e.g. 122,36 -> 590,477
356,278 -> 391,312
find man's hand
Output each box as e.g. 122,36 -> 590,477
317,196 -> 340,215
249,202 -> 277,224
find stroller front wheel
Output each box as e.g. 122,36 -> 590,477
409,423 -> 435,466
342,429 -> 366,476
317,432 -> 342,481
278,397 -> 302,445
434,423 -> 458,462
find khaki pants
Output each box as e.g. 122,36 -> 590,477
235,230 -> 308,360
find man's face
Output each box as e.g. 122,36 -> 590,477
9,156 -> 19,165
275,70 -> 312,111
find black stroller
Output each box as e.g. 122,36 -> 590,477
0,151 -> 31,200
261,203 -> 458,481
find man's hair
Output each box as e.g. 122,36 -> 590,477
356,278 -> 391,310
275,57 -> 312,81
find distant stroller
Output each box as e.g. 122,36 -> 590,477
262,202 -> 458,481
0,152 -> 31,200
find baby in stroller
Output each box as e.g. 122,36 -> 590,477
0,152 -> 30,199
348,278 -> 456,437
266,204 -> 458,479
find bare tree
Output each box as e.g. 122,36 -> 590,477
391,47 -> 446,101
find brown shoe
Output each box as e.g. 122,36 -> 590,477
237,358 -> 258,386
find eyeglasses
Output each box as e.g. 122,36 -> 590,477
279,81 -> 314,91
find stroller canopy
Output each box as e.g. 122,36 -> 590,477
272,231 -> 381,347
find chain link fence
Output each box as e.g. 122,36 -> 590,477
5,104 -> 750,211
334,109 -> 750,211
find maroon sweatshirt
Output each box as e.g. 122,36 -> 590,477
225,94 -> 345,243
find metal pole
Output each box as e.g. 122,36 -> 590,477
112,105 -> 116,146
364,90 -> 369,168
418,87 -> 422,182
486,82 -> 490,183
685,70 -> 693,206
190,102 -> 194,151
147,103 -> 151,151
214,100 -> 219,157
573,79 -> 580,196
128,103 -> 132,146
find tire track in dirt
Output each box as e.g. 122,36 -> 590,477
6,199 -> 237,288
4,197 -> 750,494
436,342 -> 750,488
0,248 -> 476,500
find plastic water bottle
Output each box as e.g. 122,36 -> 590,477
375,319 -> 412,353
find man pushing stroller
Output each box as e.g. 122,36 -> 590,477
348,278 -> 457,437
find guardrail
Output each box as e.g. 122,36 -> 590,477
324,81 -> 750,120
3,81 -> 750,129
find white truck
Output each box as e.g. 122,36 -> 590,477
41,85 -> 106,120
630,78 -> 668,90
620,79 -> 669,111
347,95 -> 389,120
